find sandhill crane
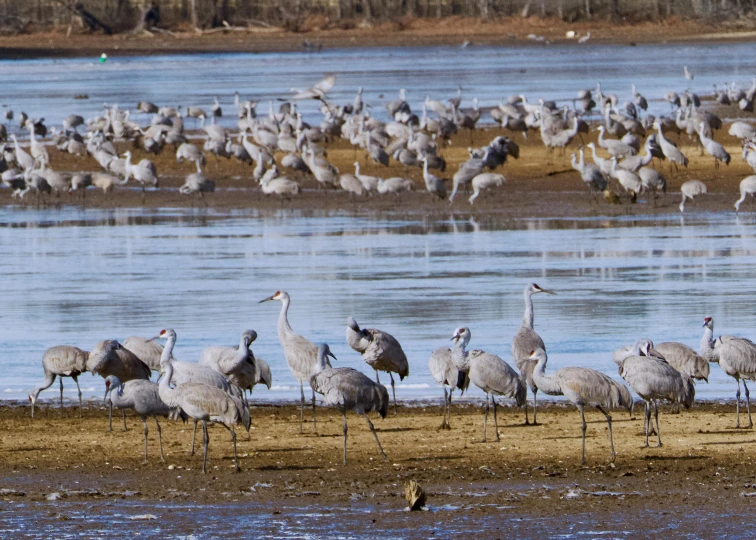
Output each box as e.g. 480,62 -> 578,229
260,290 -> 326,433
420,157 -> 446,200
451,327 -> 526,442
176,142 -> 205,169
87,339 -> 151,431
10,135 -> 34,170
729,121 -> 756,140
697,123 -> 730,167
618,138 -> 653,172
156,331 -> 249,473
597,126 -> 636,158
261,174 -> 301,199
122,151 -> 158,201
137,101 -> 159,114
353,162 -> 380,193
511,283 -> 555,425
104,375 -> 185,463
618,340 -> 695,447
339,173 -> 365,197
123,336 -> 170,371
701,317 -> 756,428
290,75 -> 336,101
653,121 -> 688,169
631,84 -> 648,112
180,166 -> 215,203
531,348 -> 632,464
428,346 -> 470,429
655,342 -> 710,382
468,173 -> 505,205
679,180 -> 707,213
571,149 -> 606,196
450,148 -> 488,202
610,157 -> 643,202
638,167 -> 666,203
377,177 -> 413,194
346,317 -> 409,415
735,176 -> 756,212
587,142 -> 612,175
199,330 -> 261,392
27,124 -> 49,164
310,343 -> 389,464
684,65 -> 694,83
29,345 -> 88,418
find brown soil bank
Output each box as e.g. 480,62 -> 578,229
2,401 -> 756,535
0,17 -> 755,59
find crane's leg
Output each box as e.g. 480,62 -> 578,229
578,404 -> 587,465
390,372 -> 397,416
481,394 -> 489,443
108,400 -> 113,432
222,424 -> 240,472
191,420 -> 198,455
155,416 -> 165,462
744,380 -> 753,428
342,411 -> 348,465
122,409 -> 127,431
447,388 -> 454,429
736,379 -> 742,428
311,387 -> 318,434
440,387 -> 449,429
361,412 -> 387,461
523,398 -> 530,426
201,420 -> 210,473
142,416 -> 149,464
597,405 -> 615,462
492,395 -> 500,442
59,377 -> 64,410
299,383 -> 305,435
73,375 -> 82,417
375,370 -> 380,385
30,371 -> 56,419
533,389 -> 539,425
643,400 -> 650,448
653,401 -> 662,447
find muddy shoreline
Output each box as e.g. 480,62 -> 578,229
2,400 -> 756,535
0,18 -> 755,60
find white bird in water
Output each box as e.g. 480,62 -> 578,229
155,329 -> 249,473
104,375 -> 187,463
451,327 -> 526,442
29,345 -> 89,418
679,180 -> 707,213
346,317 -> 409,416
310,343 -> 389,464
260,290 -> 326,433
531,348 -> 633,464
734,175 -> 756,212
511,283 -> 556,425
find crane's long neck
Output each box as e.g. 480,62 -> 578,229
160,334 -> 176,371
235,335 -> 249,364
277,296 -> 294,338
312,349 -> 331,378
700,326 -> 718,363
522,290 -> 535,329
158,360 -> 180,407
451,336 -> 471,372
531,353 -> 563,396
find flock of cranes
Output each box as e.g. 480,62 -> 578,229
4,70 -> 756,211
28,284 -> 756,470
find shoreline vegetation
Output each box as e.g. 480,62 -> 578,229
0,15 -> 754,59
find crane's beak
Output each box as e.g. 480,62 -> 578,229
103,385 -> 111,402
538,288 -> 556,295
147,335 -> 161,342
259,294 -> 276,303
327,351 -> 337,361
648,347 -> 665,360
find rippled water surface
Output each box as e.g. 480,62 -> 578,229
2,207 -> 756,404
2,42 -> 756,128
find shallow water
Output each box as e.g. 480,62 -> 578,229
1,42 -> 756,131
2,207 -> 755,404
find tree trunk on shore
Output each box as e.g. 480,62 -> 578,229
189,0 -> 198,28
584,0 -> 591,19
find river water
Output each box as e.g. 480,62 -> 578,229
1,42 -> 756,130
1,206 -> 755,404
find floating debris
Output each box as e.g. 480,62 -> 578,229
129,514 -> 158,520
405,479 -> 426,511
73,94 -> 89,100
0,488 -> 25,497
46,492 -> 61,501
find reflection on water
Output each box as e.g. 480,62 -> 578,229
1,207 -> 756,403
2,42 -> 756,131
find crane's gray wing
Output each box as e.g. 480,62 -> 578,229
557,367 -> 630,410
655,341 -> 710,381
511,326 -> 545,366
468,351 -> 525,405
716,336 -> 756,378
363,328 -> 409,378
42,345 -> 88,376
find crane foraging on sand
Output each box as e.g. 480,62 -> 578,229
260,290 -> 327,433
346,316 -> 409,415
104,375 -> 187,463
310,343 -> 389,464
531,348 -> 633,464
701,317 -> 756,428
617,340 -> 695,447
29,345 -> 89,418
155,329 -> 249,473
511,283 -> 556,425
451,327 -> 526,442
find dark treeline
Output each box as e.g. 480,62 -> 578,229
1,0 -> 754,34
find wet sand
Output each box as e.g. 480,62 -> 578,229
2,399 -> 756,534
6,122 -> 755,219
0,18 -> 754,59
